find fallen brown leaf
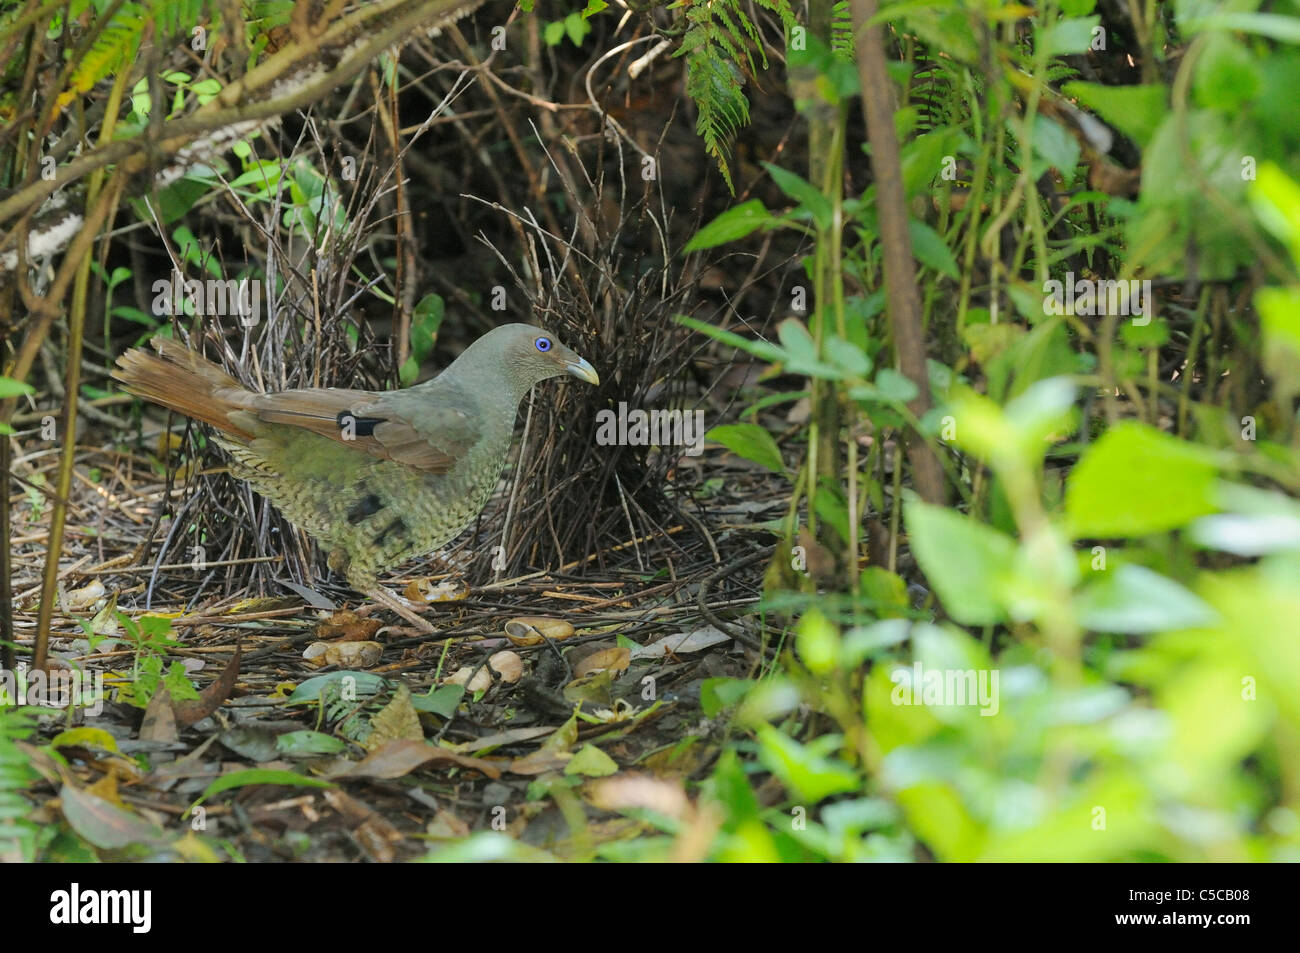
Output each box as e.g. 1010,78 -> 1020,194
174,643 -> 242,726
326,739 -> 502,780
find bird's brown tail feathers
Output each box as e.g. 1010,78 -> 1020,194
112,337 -> 257,440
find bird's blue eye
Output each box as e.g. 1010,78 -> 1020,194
535,337 -> 552,352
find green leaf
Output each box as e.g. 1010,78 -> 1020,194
776,318 -> 843,378
229,159 -> 285,190
796,609 -> 838,675
857,567 -> 911,616
1031,115 -> 1080,178
684,200 -> 774,251
49,727 -> 120,754
826,337 -> 872,377
908,219 -> 959,278
564,744 -> 618,777
1190,482 -> 1300,555
1064,423 -> 1219,538
1182,12 -> 1300,44
841,618 -> 911,666
1000,376 -> 1078,463
410,684 -> 465,717
755,725 -> 860,803
1061,82 -> 1167,149
707,750 -> 761,821
191,769 -> 333,809
400,293 -> 445,385
675,314 -> 785,363
707,423 -> 785,473
1193,34 -> 1262,111
873,368 -> 919,403
1038,16 -> 1099,57
563,12 -> 590,46
905,500 -> 1017,625
700,678 -> 752,718
762,162 -> 831,230
1256,286 -> 1300,398
1250,163 -> 1300,265
0,377 -> 34,399
1076,564 -> 1218,634
284,671 -> 389,704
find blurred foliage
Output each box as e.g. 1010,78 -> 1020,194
668,0 -> 1300,861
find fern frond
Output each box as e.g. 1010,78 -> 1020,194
831,0 -> 854,61
62,0 -> 215,110
675,0 -> 794,193
0,707 -> 41,863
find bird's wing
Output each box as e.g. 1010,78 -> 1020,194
244,387 -> 479,474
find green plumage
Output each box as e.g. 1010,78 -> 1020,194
113,323 -> 599,592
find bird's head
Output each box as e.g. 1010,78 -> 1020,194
470,322 -> 600,392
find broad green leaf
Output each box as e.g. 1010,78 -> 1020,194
1250,163 -> 1300,265
675,314 -> 785,363
905,500 -> 1017,625
1061,82 -> 1167,149
1193,33 -> 1262,111
191,769 -> 333,809
1075,564 -> 1218,634
856,568 -> 911,618
707,423 -> 785,473
229,159 -> 285,190
894,781 -> 984,862
1182,12 -> 1300,44
826,337 -> 872,377
1257,286 -> 1300,399
684,200 -> 774,251
410,684 -> 465,717
841,619 -> 911,666
50,727 -> 120,753
707,749 -> 760,821
1001,376 -> 1077,460
776,318 -> 842,378
401,293 -> 445,385
0,377 -> 34,399
1190,482 -> 1300,555
1064,422 -> 1219,538
564,744 -> 618,777
1038,16 -> 1100,57
908,219 -> 959,278
1030,115 -> 1080,177
284,671 -> 389,704
700,678 -> 752,718
795,609 -> 838,674
874,367 -> 919,403
763,162 -> 831,231
755,725 -> 860,803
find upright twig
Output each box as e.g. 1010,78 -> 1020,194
850,0 -> 947,505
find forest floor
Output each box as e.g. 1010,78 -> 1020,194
7,416 -> 786,861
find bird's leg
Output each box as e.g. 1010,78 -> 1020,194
366,586 -> 437,633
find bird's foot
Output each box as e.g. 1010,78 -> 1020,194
365,587 -> 436,634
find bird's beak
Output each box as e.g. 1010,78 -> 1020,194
564,356 -> 600,386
